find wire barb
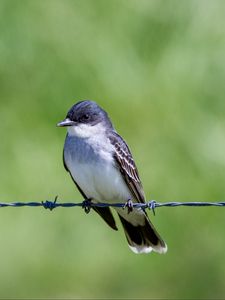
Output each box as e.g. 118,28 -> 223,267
42,195 -> 58,211
147,200 -> 157,215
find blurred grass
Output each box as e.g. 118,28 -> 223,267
0,0 -> 225,298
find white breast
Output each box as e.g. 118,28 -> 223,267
64,130 -> 132,203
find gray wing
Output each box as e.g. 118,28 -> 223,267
108,131 -> 146,203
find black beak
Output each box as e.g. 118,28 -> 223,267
57,118 -> 76,127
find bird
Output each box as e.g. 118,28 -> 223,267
57,100 -> 167,254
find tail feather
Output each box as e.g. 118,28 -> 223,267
118,213 -> 167,254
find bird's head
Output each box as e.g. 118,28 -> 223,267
57,100 -> 114,138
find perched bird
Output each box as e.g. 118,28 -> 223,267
57,100 -> 167,254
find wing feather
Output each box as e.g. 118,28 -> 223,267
108,131 -> 145,203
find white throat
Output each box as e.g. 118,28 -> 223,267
67,122 -> 106,139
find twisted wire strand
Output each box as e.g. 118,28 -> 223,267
0,197 -> 225,214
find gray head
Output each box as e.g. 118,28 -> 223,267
57,100 -> 114,131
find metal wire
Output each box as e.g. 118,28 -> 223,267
1,196 -> 225,215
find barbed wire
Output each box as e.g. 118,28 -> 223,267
0,196 -> 225,215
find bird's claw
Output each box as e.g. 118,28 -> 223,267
82,199 -> 92,214
123,199 -> 133,214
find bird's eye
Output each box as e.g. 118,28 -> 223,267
81,114 -> 90,121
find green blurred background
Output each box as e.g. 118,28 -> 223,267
0,0 -> 225,298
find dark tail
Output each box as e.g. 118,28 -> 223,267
118,214 -> 167,254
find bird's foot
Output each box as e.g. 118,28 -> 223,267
123,199 -> 133,214
82,198 -> 92,214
